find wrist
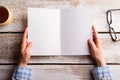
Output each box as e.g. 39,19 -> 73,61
18,61 -> 27,67
97,61 -> 106,67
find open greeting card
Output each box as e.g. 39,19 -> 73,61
28,7 -> 92,56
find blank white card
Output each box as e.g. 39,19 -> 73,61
28,7 -> 92,56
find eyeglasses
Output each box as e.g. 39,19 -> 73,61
106,9 -> 120,42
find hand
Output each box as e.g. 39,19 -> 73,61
18,27 -> 32,67
88,26 -> 106,67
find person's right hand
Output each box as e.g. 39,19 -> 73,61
18,27 -> 32,67
88,26 -> 106,67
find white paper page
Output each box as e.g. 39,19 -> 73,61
28,8 -> 61,55
61,7 -> 92,55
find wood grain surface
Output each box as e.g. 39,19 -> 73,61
0,0 -> 120,80
0,65 -> 120,80
0,34 -> 120,64
0,0 -> 120,32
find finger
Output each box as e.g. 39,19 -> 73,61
22,27 -> 28,51
25,42 -> 32,54
88,39 -> 96,51
92,25 -> 100,45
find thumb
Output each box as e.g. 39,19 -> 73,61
88,39 -> 96,50
26,42 -> 32,53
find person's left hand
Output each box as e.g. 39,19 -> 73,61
18,27 -> 32,67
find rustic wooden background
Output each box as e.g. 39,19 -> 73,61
0,0 -> 120,80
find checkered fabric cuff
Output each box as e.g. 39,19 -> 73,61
12,66 -> 32,80
92,66 -> 113,80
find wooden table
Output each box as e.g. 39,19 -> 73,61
0,0 -> 120,80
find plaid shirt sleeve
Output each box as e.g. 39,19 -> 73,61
12,66 -> 32,80
92,66 -> 113,80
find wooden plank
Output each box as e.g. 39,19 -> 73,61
0,65 -> 120,80
0,0 -> 120,32
0,65 -> 93,80
0,34 -> 120,64
0,65 -> 14,80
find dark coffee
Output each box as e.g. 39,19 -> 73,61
0,6 -> 9,23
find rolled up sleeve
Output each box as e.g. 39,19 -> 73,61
12,66 -> 32,80
92,66 -> 113,80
